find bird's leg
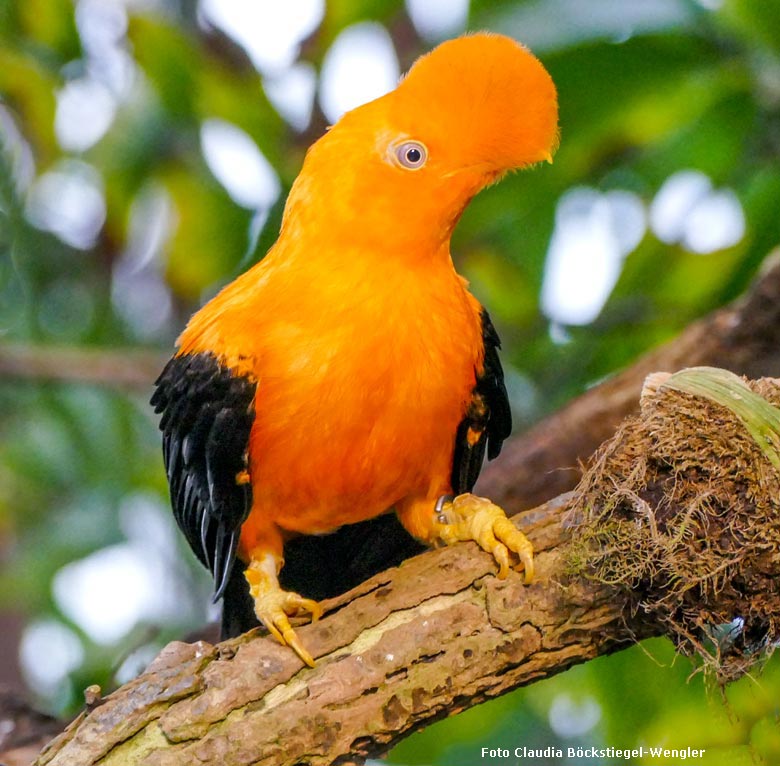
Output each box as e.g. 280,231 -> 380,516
244,552 -> 323,667
397,493 -> 534,582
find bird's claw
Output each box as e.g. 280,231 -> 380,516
244,566 -> 322,667
435,493 -> 534,583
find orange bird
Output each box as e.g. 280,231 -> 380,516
152,32 -> 558,666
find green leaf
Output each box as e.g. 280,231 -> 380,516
720,0 -> 780,55
161,162 -> 253,298
128,15 -> 201,121
0,48 -> 59,162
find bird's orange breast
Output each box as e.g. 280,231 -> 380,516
180,243 -> 484,540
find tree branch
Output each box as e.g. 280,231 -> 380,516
36,491 -> 658,766
0,345 -> 167,389
33,355 -> 780,764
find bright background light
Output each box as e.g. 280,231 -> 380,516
318,23 -> 400,123
26,160 -> 106,249
199,0 -> 325,75
111,184 -> 174,340
548,693 -> 602,737
200,119 -> 281,210
405,0 -> 469,41
542,188 -> 646,327
650,169 -> 745,254
542,170 -> 746,329
20,620 -> 85,697
48,494 -> 195,646
55,79 -> 117,152
264,62 -> 318,132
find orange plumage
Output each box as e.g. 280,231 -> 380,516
152,32 -> 558,665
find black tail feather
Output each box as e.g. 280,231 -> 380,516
220,559 -> 258,640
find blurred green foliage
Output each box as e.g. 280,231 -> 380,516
1,0 -> 780,763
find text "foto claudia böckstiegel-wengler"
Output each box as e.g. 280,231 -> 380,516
482,746 -> 707,760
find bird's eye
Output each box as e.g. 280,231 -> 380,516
393,140 -> 428,170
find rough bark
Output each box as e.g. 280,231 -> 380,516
35,492 -> 657,766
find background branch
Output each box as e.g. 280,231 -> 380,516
0,345 -> 167,389
480,250 -> 780,511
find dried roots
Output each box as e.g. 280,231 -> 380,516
570,369 -> 780,682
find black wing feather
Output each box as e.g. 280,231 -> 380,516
150,352 -> 256,600
451,309 -> 512,494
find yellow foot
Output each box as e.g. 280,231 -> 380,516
244,560 -> 323,667
435,493 -> 534,583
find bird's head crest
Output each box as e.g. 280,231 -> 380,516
286,33 -> 558,252
391,32 -> 559,174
